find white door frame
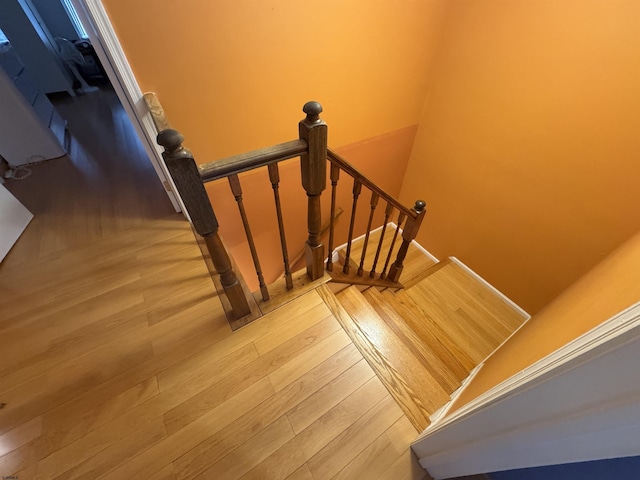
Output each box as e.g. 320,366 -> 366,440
70,0 -> 183,213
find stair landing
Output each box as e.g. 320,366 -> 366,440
320,256 -> 528,431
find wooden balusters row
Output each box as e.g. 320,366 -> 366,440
323,150 -> 426,285
155,102 -> 329,323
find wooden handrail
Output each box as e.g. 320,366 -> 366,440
199,140 -> 308,182
327,148 -> 417,219
148,94 -> 427,322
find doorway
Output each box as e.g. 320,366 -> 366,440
0,0 -> 179,266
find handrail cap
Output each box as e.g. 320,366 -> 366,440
157,129 -> 184,152
414,200 -> 426,212
303,101 -> 323,118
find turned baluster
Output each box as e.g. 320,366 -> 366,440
342,178 -> 362,274
370,202 -> 394,278
299,101 -> 328,280
357,192 -> 379,276
326,162 -> 340,272
388,200 -> 426,282
228,174 -> 269,301
268,163 -> 293,290
380,211 -> 406,280
157,129 -> 251,319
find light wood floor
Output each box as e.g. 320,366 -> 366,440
0,90 -> 428,479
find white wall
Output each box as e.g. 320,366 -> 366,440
412,303 -> 640,479
0,183 -> 33,262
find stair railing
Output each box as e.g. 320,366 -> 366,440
325,149 -> 426,285
153,100 -> 425,322
156,102 -> 327,320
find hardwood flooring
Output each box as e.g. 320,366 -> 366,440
323,258 -> 528,431
0,89 -> 428,479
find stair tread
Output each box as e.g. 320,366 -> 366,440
322,285 -> 450,431
406,259 -> 527,364
362,288 -> 461,394
391,288 -> 476,372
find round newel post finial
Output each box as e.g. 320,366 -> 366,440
303,101 -> 323,122
157,129 -> 184,152
414,200 -> 426,213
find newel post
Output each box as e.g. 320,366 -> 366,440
388,200 -> 426,282
157,129 -> 251,319
299,101 -> 328,280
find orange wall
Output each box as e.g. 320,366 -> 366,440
102,0 -> 447,287
102,0 -> 446,159
450,229 -> 640,413
399,0 -> 640,313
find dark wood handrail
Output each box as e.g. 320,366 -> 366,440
327,148 -> 417,219
199,139 -> 308,182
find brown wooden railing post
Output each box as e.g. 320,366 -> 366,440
299,101 -> 328,280
387,200 -> 426,282
157,129 -> 251,319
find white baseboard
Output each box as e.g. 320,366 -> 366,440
332,222 -> 440,264
428,363 -> 484,426
449,256 -> 530,320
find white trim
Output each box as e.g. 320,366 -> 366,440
428,363 -> 483,425
416,301 -> 640,441
449,256 -> 530,320
332,221 -> 440,264
389,221 -> 440,263
413,302 -> 640,477
71,0 -> 183,213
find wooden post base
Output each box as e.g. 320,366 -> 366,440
306,242 -> 326,281
387,264 -> 403,283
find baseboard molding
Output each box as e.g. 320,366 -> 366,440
449,257 -> 530,320
429,363 -> 484,426
332,222 -> 440,265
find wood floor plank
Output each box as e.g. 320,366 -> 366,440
330,433 -> 400,480
286,359 -> 375,434
48,417 -> 167,480
35,377 -> 158,460
386,416 -> 419,454
194,415 -> 295,480
307,395 -> 403,480
99,377 -> 276,480
0,417 -> 42,457
172,344 -> 362,480
284,464 -> 313,480
163,315 -> 341,434
375,449 -> 431,480
33,344 -> 259,479
268,329 -> 352,391
239,377 -> 389,480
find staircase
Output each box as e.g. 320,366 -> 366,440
318,233 -> 529,431
144,96 -> 530,433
